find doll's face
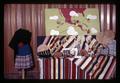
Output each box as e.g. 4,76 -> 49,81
18,42 -> 24,48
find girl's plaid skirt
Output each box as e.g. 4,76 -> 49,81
15,54 -> 33,69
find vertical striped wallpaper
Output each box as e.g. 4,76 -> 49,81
4,4 -> 116,78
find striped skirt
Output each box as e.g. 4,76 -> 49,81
15,54 -> 33,69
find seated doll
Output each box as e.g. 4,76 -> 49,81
96,30 -> 116,56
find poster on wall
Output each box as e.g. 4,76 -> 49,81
45,8 -> 100,36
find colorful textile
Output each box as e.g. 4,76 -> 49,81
38,54 -> 116,79
97,40 -> 116,56
15,54 -> 33,69
37,36 -> 116,79
37,35 -> 101,57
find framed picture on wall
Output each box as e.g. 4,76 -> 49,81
45,8 -> 100,36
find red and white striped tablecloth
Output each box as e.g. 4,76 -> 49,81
38,55 -> 116,79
